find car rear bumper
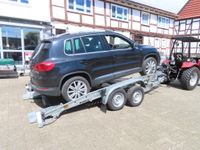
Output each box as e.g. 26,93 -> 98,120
31,83 -> 61,96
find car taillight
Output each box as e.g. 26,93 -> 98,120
34,61 -> 55,72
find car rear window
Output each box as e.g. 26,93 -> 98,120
74,38 -> 85,54
65,40 -> 73,54
31,42 -> 51,60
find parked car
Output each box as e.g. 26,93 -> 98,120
0,59 -> 18,78
30,30 -> 160,101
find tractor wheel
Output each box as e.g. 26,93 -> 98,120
180,67 -> 200,90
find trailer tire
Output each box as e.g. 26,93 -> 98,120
180,67 -> 200,90
61,76 -> 90,102
107,89 -> 127,111
127,86 -> 144,107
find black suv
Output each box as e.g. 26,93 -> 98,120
30,30 -> 160,101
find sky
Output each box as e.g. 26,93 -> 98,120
132,0 -> 188,14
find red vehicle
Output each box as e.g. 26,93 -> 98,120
162,36 -> 200,90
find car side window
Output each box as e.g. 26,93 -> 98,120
82,35 -> 104,52
65,40 -> 73,54
74,38 -> 85,54
105,35 -> 132,50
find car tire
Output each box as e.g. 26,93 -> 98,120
107,89 -> 127,111
140,57 -> 158,75
61,76 -> 90,102
180,67 -> 200,90
127,86 -> 144,107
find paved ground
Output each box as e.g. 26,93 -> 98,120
0,76 -> 200,150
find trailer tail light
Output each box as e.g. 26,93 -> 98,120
34,61 -> 55,72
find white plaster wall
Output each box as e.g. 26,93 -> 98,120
82,15 -> 93,25
132,22 -> 140,30
52,0 -> 64,7
52,6 -> 65,20
143,36 -> 149,45
169,19 -> 174,28
115,31 -> 130,38
52,22 -> 67,31
180,23 -> 185,30
111,20 -> 118,28
164,29 -> 168,34
149,37 -> 155,46
67,13 -> 80,23
150,25 -> 157,33
169,28 -> 173,35
122,22 -> 128,29
0,0 -> 50,22
157,28 -> 163,34
95,15 -> 105,26
141,26 -> 149,32
192,22 -> 199,30
66,24 -> 94,33
95,0 -> 104,14
106,17 -> 110,26
155,38 -> 160,48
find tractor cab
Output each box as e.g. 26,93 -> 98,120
169,36 -> 200,67
162,36 -> 200,90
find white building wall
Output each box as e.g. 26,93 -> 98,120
0,0 -> 50,22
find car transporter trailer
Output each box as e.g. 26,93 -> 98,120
23,70 -> 168,128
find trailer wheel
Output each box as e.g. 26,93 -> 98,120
107,89 -> 127,111
127,86 -> 144,107
180,67 -> 200,90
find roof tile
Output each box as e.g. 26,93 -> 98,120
178,0 -> 200,19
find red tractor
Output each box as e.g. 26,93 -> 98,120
161,36 -> 200,90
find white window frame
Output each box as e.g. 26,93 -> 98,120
158,16 -> 170,29
67,0 -> 92,15
111,4 -> 128,22
0,0 -> 29,5
141,12 -> 150,26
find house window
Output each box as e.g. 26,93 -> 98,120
9,0 -> 29,4
68,0 -> 92,14
111,4 -> 128,21
158,16 -> 170,28
2,26 -> 22,50
141,12 -> 150,25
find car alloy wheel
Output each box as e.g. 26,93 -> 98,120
67,80 -> 88,100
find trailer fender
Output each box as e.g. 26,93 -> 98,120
101,79 -> 144,105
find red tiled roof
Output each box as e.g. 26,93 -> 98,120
178,0 -> 200,20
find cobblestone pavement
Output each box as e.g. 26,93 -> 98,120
0,76 -> 200,150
